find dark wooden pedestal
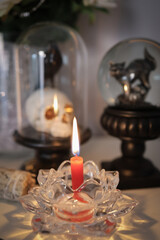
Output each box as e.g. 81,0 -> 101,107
101,105 -> 160,189
13,126 -> 91,176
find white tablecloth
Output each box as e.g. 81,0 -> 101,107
0,136 -> 160,240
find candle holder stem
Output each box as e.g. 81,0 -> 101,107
120,140 -> 147,176
103,139 -> 157,177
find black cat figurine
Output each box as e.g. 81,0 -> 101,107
109,48 -> 156,103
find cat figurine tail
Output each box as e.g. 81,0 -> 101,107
144,48 -> 156,71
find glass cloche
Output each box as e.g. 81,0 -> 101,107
98,38 -> 160,108
98,38 -> 160,189
13,22 -> 91,173
0,37 -> 21,153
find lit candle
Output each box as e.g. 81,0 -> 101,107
53,94 -> 58,116
124,83 -> 130,96
45,94 -> 59,120
71,117 -> 83,190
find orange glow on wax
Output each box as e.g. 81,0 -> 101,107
71,117 -> 83,190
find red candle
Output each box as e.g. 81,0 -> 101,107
71,117 -> 84,190
71,155 -> 83,190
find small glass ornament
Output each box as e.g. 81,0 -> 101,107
13,22 -> 91,174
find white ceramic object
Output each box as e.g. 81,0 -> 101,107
25,87 -> 74,137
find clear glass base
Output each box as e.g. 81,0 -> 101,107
20,160 -> 138,236
31,213 -> 116,236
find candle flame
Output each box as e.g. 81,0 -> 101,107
72,117 -> 80,156
53,95 -> 58,115
124,84 -> 128,93
38,51 -> 45,58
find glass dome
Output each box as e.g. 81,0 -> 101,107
0,36 -> 22,153
15,22 -> 89,142
98,38 -> 160,107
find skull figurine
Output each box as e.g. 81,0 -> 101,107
25,88 -> 74,137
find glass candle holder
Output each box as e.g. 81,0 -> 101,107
20,160 -> 138,236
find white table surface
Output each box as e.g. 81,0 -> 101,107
0,136 -> 160,240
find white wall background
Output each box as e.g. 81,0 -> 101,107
77,0 -> 160,135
